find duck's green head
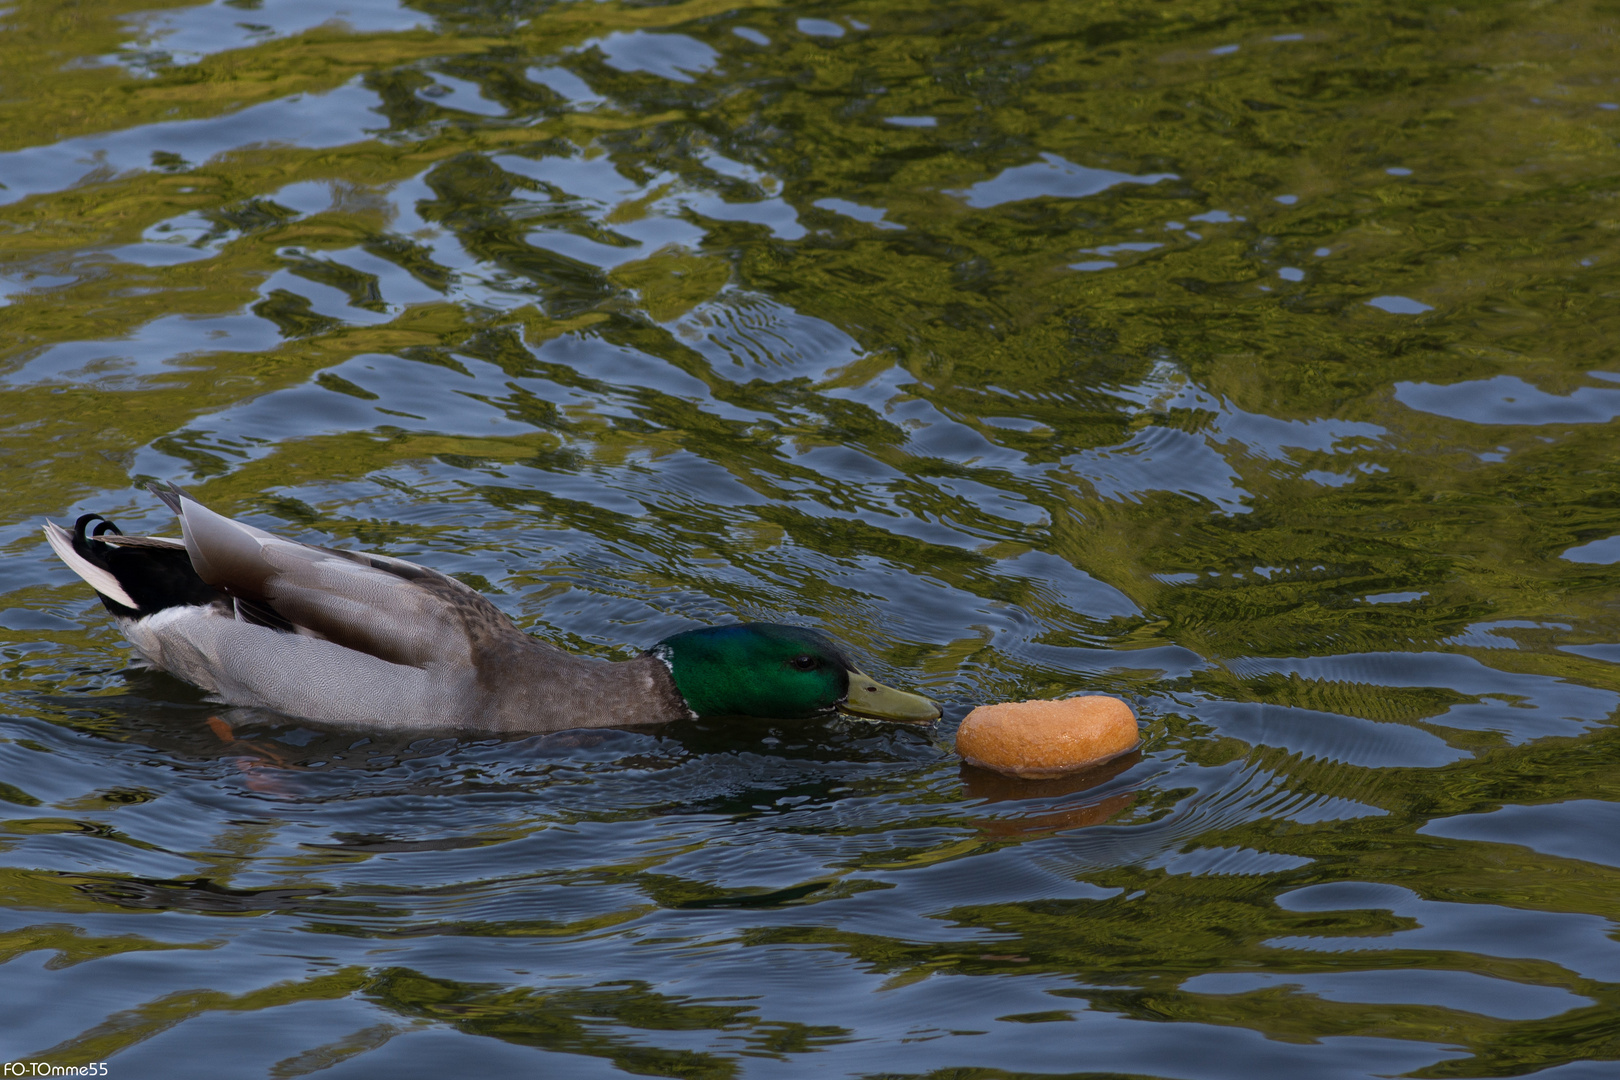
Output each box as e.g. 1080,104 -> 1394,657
652,623 -> 940,723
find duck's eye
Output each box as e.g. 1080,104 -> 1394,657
789,655 -> 819,671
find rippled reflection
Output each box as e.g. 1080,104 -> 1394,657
3,0 -> 1620,1075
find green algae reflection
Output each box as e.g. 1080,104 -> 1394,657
3,0 -> 1620,1075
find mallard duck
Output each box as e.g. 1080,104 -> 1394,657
43,486 -> 941,732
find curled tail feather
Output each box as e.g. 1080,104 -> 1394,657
44,513 -> 220,617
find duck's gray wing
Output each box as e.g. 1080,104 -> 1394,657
157,486 -> 538,670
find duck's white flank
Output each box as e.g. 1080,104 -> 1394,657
120,604 -> 457,725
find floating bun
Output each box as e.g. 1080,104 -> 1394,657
956,696 -> 1139,778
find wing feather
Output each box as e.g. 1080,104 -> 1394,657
167,489 -> 520,670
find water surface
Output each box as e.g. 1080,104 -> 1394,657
3,0 -> 1620,1076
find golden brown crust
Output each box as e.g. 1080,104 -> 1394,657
955,696 -> 1139,778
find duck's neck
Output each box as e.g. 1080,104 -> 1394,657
607,651 -> 692,724
491,643 -> 692,732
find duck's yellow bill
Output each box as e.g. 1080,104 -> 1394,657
841,670 -> 942,723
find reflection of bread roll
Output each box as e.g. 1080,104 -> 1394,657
956,696 -> 1139,778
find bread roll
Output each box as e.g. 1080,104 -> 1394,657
956,696 -> 1139,778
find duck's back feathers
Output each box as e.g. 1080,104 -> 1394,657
165,490 -> 515,670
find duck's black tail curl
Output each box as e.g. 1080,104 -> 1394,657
46,513 -> 222,618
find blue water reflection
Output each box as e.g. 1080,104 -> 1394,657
116,0 -> 428,70
1396,374 -> 1620,425
594,32 -> 719,83
5,0 -> 1620,1074
1420,800 -> 1620,868
1184,970 -> 1591,1021
0,82 -> 384,205
1273,883 -> 1620,982
956,153 -> 1178,208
